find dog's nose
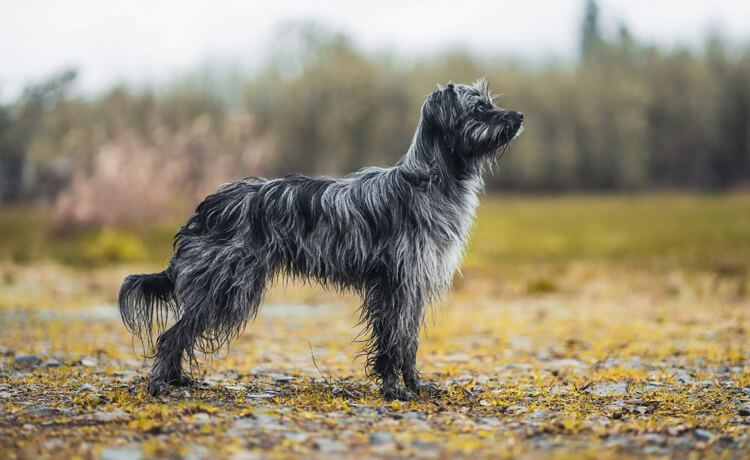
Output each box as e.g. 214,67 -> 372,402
517,112 -> 524,122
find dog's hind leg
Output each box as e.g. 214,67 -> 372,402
148,318 -> 194,395
148,255 -> 267,396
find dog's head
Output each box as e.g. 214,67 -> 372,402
422,78 -> 524,161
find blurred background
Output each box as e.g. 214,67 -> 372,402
0,0 -> 749,270
2,4 -> 750,458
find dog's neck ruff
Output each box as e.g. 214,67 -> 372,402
392,119 -> 486,300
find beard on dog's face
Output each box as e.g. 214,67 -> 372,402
422,79 -> 524,158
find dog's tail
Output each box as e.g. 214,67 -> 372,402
118,270 -> 178,350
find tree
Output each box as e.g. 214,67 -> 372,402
580,0 -> 601,61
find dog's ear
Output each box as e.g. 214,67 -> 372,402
423,84 -> 459,133
472,77 -> 488,97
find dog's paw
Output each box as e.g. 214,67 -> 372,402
413,381 -> 442,397
147,379 -> 171,396
382,386 -> 417,401
404,377 -> 442,398
169,374 -> 195,387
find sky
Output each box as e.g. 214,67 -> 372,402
1,0 -> 750,100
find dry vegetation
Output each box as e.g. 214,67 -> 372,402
1,194 -> 749,459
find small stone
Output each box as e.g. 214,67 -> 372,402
79,357 -> 97,367
13,354 -> 42,368
588,382 -> 628,397
92,410 -> 128,422
77,384 -> 97,393
411,420 -> 432,431
547,358 -> 589,370
411,440 -> 440,451
272,375 -> 296,383
0,347 -> 15,356
694,429 -> 715,442
605,435 -> 634,447
672,370 -> 694,384
183,444 -> 209,460
229,450 -> 262,460
42,359 -> 61,368
739,404 -> 750,417
548,385 -> 572,395
369,431 -> 395,445
389,411 -> 422,420
476,417 -> 500,426
282,431 -> 309,442
673,437 -> 694,449
223,384 -> 245,391
475,375 -> 490,384
642,433 -> 664,444
192,413 -> 212,425
642,446 -> 664,455
27,406 -> 56,416
313,438 -> 345,452
506,405 -> 528,414
355,407 -> 383,416
100,446 -> 143,460
0,392 -> 11,398
246,392 -> 276,399
42,439 -> 65,449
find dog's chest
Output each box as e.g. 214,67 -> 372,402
419,184 -> 481,293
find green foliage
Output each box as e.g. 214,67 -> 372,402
79,229 -> 148,265
246,24 -> 750,191
526,278 -> 558,294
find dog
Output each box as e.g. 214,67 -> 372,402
119,78 -> 524,401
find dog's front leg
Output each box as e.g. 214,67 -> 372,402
401,339 -> 440,396
374,343 -> 415,402
364,284 -> 417,401
400,301 -> 440,397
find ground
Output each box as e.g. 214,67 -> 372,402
1,194 -> 749,459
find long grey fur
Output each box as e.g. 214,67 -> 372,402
119,78 -> 524,400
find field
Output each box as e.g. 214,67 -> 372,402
1,193 -> 749,459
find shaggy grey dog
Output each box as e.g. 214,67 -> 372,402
119,78 -> 524,401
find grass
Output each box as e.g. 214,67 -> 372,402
1,193 -> 749,459
466,192 -> 750,268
